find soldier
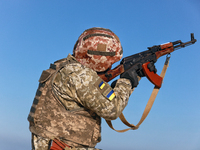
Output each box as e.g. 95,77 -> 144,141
28,27 -> 151,150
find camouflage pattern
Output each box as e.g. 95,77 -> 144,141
32,133 -> 51,150
32,133 -> 101,150
73,27 -> 123,72
53,54 -> 132,120
28,54 -> 133,149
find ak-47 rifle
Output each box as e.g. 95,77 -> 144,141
98,33 -> 197,88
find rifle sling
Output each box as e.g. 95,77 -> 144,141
106,56 -> 170,132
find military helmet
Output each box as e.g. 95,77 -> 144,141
73,27 -> 123,72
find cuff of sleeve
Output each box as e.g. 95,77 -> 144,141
116,78 -> 132,89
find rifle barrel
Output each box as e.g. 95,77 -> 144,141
173,33 -> 197,50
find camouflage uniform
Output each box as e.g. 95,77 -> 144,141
28,54 -> 133,150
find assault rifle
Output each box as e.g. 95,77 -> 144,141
98,33 -> 197,88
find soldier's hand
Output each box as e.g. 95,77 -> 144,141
120,69 -> 138,88
147,61 -> 157,73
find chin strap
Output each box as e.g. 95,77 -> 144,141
106,54 -> 171,132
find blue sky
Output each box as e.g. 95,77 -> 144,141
0,0 -> 200,150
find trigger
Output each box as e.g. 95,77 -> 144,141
142,62 -> 163,88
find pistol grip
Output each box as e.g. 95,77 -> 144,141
142,62 -> 163,88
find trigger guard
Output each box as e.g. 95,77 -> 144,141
142,62 -> 163,88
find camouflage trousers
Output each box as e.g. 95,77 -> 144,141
31,134 -> 101,150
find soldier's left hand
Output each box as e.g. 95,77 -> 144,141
147,61 -> 157,73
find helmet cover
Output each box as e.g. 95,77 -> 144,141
73,27 -> 123,72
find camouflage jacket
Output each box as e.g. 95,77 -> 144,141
28,54 -> 133,148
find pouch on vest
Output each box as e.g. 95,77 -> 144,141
39,70 -> 51,83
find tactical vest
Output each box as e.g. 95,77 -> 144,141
28,54 -> 101,147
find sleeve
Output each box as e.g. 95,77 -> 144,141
72,66 -> 133,120
53,63 -> 133,120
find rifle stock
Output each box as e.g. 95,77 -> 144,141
98,64 -> 125,82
